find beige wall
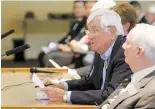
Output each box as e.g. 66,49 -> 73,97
1,1 -> 74,59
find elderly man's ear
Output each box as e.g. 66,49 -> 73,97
136,47 -> 145,57
108,26 -> 117,40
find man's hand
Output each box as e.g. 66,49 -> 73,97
61,45 -> 72,52
69,40 -> 79,50
42,87 -> 65,102
42,78 -> 65,89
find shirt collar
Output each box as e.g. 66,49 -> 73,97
130,65 -> 155,85
100,41 -> 115,61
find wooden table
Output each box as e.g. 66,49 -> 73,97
1,68 -> 96,109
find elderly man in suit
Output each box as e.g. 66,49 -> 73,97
98,24 -> 155,109
42,10 -> 132,105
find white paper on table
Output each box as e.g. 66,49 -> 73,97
32,73 -> 45,88
35,91 -> 49,100
49,59 -> 81,79
49,59 -> 61,68
32,73 -> 49,100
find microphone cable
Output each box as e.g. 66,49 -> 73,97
1,81 -> 33,91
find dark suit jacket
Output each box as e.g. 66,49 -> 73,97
98,70 -> 155,109
65,36 -> 133,105
58,17 -> 86,44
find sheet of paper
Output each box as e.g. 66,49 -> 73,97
32,73 -> 45,88
49,59 -> 61,68
36,91 -> 49,100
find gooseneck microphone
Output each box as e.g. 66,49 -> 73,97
30,67 -> 56,74
1,29 -> 15,39
1,44 -> 30,57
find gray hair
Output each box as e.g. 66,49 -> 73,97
128,23 -> 155,62
91,0 -> 116,12
87,9 -> 124,36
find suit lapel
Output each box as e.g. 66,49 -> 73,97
91,53 -> 104,89
106,36 -> 124,74
104,83 -> 140,109
107,83 -> 139,109
97,78 -> 130,109
104,36 -> 125,88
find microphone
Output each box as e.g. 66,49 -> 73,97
1,44 -> 30,57
30,67 -> 56,74
1,29 -> 15,39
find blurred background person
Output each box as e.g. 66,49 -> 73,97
145,5 -> 155,25
111,2 -> 137,36
38,0 -> 86,67
43,1 -> 96,68
129,1 -> 147,23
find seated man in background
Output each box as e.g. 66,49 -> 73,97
129,1 -> 148,23
38,0 -> 86,67
98,23 -> 155,109
111,2 -> 137,36
42,10 -> 132,105
42,1 -> 97,68
145,5 -> 155,26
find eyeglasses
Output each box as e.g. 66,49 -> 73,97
85,29 -> 100,35
85,26 -> 111,35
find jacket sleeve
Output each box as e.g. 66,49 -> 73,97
66,75 -> 95,91
71,90 -> 103,105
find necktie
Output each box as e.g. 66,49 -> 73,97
101,60 -> 108,89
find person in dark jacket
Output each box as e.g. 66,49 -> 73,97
42,10 -> 133,105
38,0 -> 86,67
129,1 -> 148,23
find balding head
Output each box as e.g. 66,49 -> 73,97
123,24 -> 155,72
